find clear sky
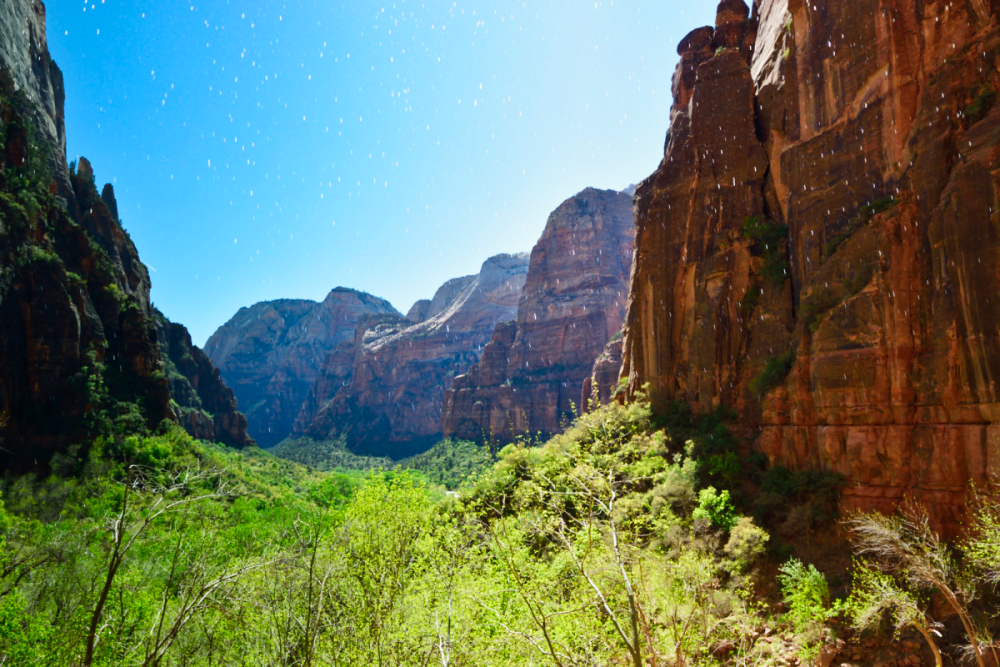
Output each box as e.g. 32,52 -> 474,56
45,0 -> 717,346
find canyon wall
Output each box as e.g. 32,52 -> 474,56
204,290 -> 399,448
442,188 -> 635,442
293,253 -> 529,457
622,0 -> 1000,524
0,0 -> 251,468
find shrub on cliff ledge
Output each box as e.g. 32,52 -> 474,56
750,350 -> 794,398
743,215 -> 790,287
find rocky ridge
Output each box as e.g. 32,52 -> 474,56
0,0 -> 252,468
204,290 -> 400,448
442,187 -> 635,442
622,0 -> 1000,526
292,253 -> 529,457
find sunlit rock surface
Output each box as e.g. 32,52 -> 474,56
623,0 -> 1000,526
294,253 -> 529,457
442,188 -> 635,442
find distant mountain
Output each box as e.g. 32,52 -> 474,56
204,290 -> 399,448
293,253 -> 530,457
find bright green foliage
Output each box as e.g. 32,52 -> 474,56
271,436 -> 492,491
0,398 -> 798,666
966,494 -> 1000,587
724,516 -> 770,573
846,562 -> 941,667
778,558 -> 840,661
693,486 -> 738,531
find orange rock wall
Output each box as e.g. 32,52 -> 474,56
623,0 -> 1000,524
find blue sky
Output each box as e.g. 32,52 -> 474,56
46,0 -> 716,345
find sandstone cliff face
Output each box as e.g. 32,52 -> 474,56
584,335 -> 625,410
442,188 -> 635,442
294,253 -> 529,457
623,0 -> 1000,525
0,0 -> 251,467
204,290 -> 400,447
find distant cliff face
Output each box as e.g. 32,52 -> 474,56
0,0 -> 251,468
204,290 -> 400,447
442,188 -> 635,442
294,253 -> 529,457
623,0 -> 1000,526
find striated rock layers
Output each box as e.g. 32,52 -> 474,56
0,0 -> 252,469
204,290 -> 399,448
293,253 -> 529,457
622,0 -> 1000,525
442,188 -> 635,442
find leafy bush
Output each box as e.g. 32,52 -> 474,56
778,558 -> 840,660
724,516 -> 770,572
693,486 -> 738,531
743,216 -> 790,287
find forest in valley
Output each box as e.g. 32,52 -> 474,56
2,397 -> 1000,666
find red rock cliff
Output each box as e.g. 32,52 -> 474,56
294,253 -> 529,457
204,290 -> 399,448
443,188 -> 635,442
623,0 -> 1000,525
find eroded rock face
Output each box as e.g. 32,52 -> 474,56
623,0 -> 1000,526
0,1 -> 253,464
442,188 -> 635,442
155,312 -> 254,449
204,290 -> 399,448
294,253 -> 529,457
584,336 -> 625,411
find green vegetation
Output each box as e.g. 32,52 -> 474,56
271,436 -> 491,490
963,85 -> 996,125
800,284 -> 842,333
750,350 -> 794,397
739,283 -> 762,319
693,486 -> 738,531
0,397 -> 794,667
2,388 -> 998,666
778,559 -> 841,661
845,498 -> 1000,667
743,215 -> 790,287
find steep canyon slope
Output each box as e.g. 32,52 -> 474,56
622,0 -> 1000,524
204,290 -> 399,448
293,253 -> 529,457
0,0 -> 252,466
442,187 -> 635,442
